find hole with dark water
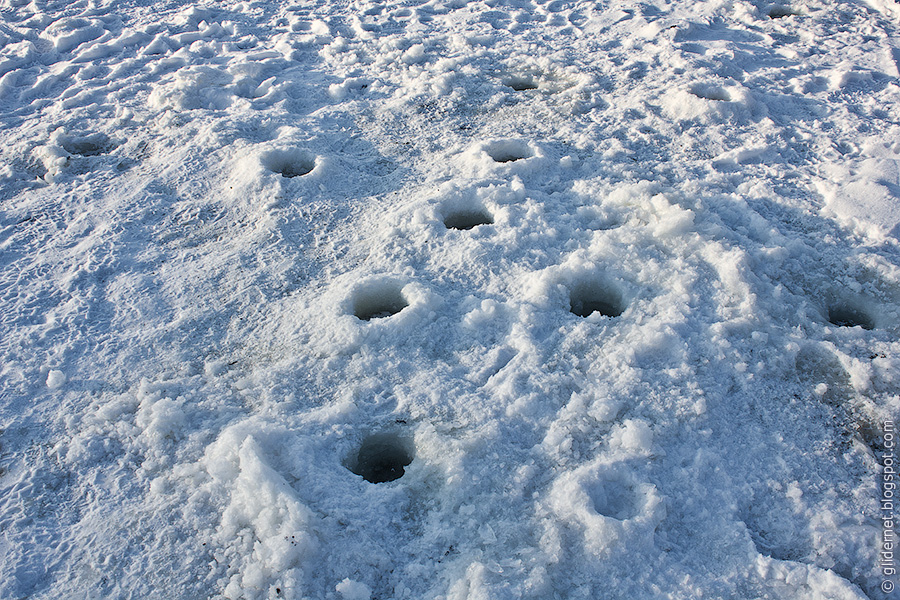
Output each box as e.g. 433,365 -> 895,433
570,282 -> 625,318
827,305 -> 874,330
347,433 -> 414,483
353,282 -> 408,321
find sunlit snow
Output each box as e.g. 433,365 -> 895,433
1,0 -> 899,598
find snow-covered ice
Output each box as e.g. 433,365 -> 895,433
1,0 -> 899,598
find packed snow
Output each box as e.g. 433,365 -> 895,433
1,0 -> 899,598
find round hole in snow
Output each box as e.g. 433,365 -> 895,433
768,5 -> 798,18
504,77 -> 538,91
262,149 -> 316,178
62,134 -> 115,156
353,282 -> 408,321
443,209 -> 494,230
347,433 -> 414,483
569,282 -> 625,318
586,474 -> 639,521
484,140 -> 533,163
827,305 -> 874,330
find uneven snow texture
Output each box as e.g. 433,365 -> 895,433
1,0 -> 900,598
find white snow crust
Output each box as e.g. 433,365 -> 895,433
1,0 -> 899,598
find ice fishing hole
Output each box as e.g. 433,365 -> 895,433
443,208 -> 494,230
587,474 -> 640,521
353,281 -> 408,321
689,84 -> 731,102
569,282 -> 625,318
768,5 -> 799,18
62,134 -> 115,156
828,305 -> 874,330
485,140 -> 533,163
262,148 -> 316,178
504,77 -> 538,91
347,433 -> 414,483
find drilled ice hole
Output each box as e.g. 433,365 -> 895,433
504,76 -> 538,91
62,133 -> 115,156
262,148 -> 316,178
689,84 -> 731,102
347,433 -> 414,483
443,208 -> 494,230
569,282 -> 625,318
768,5 -> 799,18
352,281 -> 408,321
586,473 -> 640,521
485,140 -> 533,163
827,304 -> 874,330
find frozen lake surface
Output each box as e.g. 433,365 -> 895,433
1,0 -> 899,598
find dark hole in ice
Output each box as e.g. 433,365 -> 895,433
275,158 -> 314,178
489,150 -> 527,163
827,305 -> 874,330
570,283 -> 625,318
443,209 -> 493,230
348,433 -> 414,483
505,77 -> 538,91
768,6 -> 798,18
485,141 -> 532,163
62,134 -> 115,157
572,298 -> 623,318
353,283 -> 408,321
263,149 -> 316,178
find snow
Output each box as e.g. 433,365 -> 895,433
1,0 -> 899,598
45,369 -> 66,389
819,152 -> 900,242
336,578 -> 372,600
